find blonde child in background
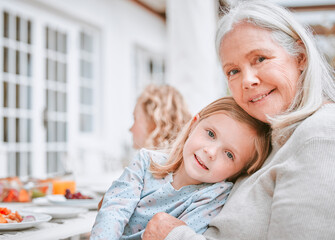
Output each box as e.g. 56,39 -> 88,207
91,96 -> 272,239
97,84 -> 191,210
130,84 -> 192,150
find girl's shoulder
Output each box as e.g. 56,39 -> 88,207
137,148 -> 169,165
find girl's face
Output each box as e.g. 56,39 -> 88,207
219,22 -> 304,123
173,112 -> 256,189
129,102 -> 155,149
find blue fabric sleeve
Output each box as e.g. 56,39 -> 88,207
178,182 -> 232,234
90,149 -> 149,240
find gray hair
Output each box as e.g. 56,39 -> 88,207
216,0 -> 335,145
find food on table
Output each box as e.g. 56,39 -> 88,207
0,207 -> 23,223
0,177 -> 52,202
53,180 -> 76,195
0,177 -> 31,202
64,189 -> 93,200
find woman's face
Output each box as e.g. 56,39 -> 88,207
129,103 -> 155,149
219,22 -> 304,123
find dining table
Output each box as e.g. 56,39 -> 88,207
0,200 -> 98,240
0,171 -> 124,240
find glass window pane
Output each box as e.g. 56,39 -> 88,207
7,152 -> 16,176
27,85 -> 32,109
57,122 -> 63,142
80,32 -> 84,50
80,60 -> 85,78
16,16 -> 20,41
63,122 -> 67,142
80,114 -> 92,132
9,48 -> 15,74
16,50 -> 20,75
15,118 -> 19,142
57,61 -> 63,82
80,87 -> 92,105
27,53 -> 32,77
62,63 -> 67,83
63,34 -> 67,54
46,27 -> 49,49
3,117 -> 8,142
63,93 -> 67,112
27,20 -> 31,44
15,84 -> 20,108
3,47 -> 8,73
27,119 -> 32,142
3,11 -> 9,38
47,152 -> 56,173
55,31 -> 59,52
3,81 -> 8,108
15,152 -> 20,176
45,58 -> 49,79
8,82 -> 15,108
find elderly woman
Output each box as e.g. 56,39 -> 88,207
143,0 -> 335,239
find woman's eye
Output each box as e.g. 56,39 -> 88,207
225,151 -> 234,160
207,130 -> 215,138
227,69 -> 239,76
256,56 -> 266,63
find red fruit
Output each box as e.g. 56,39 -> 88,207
3,189 -> 19,202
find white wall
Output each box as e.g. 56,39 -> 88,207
166,0 -> 226,114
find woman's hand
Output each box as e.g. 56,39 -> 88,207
143,212 -> 186,240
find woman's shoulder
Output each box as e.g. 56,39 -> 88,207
293,103 -> 335,141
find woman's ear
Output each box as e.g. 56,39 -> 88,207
296,39 -> 307,71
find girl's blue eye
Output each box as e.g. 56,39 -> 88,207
225,151 -> 234,160
208,130 -> 215,138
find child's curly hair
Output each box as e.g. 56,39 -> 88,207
137,84 -> 191,149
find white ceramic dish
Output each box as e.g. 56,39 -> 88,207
22,206 -> 88,219
0,212 -> 51,230
46,195 -> 100,210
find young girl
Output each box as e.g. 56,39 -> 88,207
91,96 -> 271,239
97,84 -> 191,210
130,84 -> 191,150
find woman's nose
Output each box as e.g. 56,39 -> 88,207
242,69 -> 260,89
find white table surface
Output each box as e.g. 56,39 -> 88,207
0,201 -> 98,240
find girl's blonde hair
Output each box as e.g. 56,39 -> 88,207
216,0 -> 335,146
137,84 -> 191,149
150,96 -> 272,182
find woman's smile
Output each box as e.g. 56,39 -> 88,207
249,89 -> 275,103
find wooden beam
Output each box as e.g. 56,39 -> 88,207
289,5 -> 335,12
130,0 -> 166,21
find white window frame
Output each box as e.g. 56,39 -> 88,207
0,1 -> 101,178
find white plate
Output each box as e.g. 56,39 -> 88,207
47,195 -> 100,210
89,186 -> 108,195
0,212 -> 51,230
22,206 -> 88,219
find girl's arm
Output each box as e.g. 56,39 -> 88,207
90,150 -> 148,240
143,182 -> 232,239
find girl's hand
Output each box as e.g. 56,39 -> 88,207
143,212 -> 186,240
97,196 -> 104,210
